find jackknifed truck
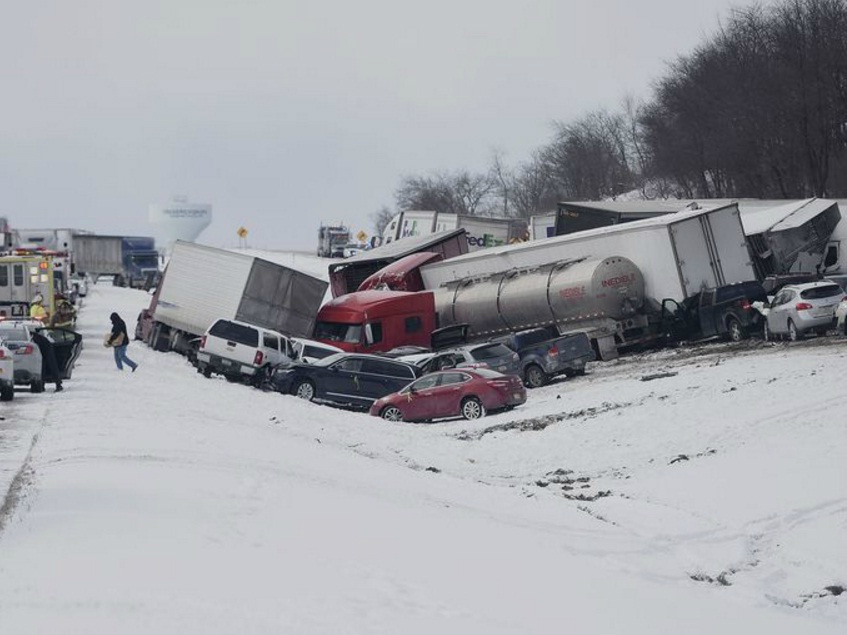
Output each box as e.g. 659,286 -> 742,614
139,241 -> 328,357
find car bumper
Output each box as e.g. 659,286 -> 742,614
13,368 -> 41,384
196,352 -> 257,376
794,311 -> 836,330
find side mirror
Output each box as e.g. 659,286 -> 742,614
364,323 -> 374,345
409,385 -> 417,394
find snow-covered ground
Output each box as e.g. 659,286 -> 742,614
0,284 -> 844,634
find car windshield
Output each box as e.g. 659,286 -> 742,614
470,343 -> 514,361
313,321 -> 362,344
800,285 -> 843,300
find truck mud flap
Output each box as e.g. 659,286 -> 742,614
594,335 -> 618,361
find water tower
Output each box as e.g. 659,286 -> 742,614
148,197 -> 212,251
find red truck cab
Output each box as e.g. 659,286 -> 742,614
313,290 -> 436,353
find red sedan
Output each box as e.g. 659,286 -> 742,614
369,368 -> 527,422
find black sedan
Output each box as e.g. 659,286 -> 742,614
270,353 -> 421,410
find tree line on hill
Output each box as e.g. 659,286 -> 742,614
372,0 -> 847,234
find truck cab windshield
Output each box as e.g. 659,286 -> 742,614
131,254 -> 159,268
314,321 -> 362,344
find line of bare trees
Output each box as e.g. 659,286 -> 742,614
372,0 -> 847,234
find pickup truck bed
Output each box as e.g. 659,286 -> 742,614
495,328 -> 595,388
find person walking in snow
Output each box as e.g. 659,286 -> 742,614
106,312 -> 138,372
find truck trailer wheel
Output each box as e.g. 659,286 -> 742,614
524,364 -> 547,389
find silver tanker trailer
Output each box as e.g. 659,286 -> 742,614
433,256 -> 647,360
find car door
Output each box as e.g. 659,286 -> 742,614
434,371 -> 473,417
323,357 -> 364,405
401,374 -> 442,421
769,291 -> 790,333
36,327 -> 83,380
698,290 -> 719,338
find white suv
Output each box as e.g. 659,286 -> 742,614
196,318 -> 293,383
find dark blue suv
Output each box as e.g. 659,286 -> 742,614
271,353 -> 421,410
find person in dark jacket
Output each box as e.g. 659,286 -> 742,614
32,331 -> 63,392
107,312 -> 138,372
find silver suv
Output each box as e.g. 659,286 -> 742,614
763,281 -> 845,341
416,342 -> 521,377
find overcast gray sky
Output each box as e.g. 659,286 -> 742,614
1,0 -> 762,250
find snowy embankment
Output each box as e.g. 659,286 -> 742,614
0,283 -> 844,634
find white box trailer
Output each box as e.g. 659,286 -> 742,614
380,210 -> 523,251
150,241 -> 328,353
421,203 -> 755,305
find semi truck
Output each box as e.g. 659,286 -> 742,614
378,211 -> 526,251
327,229 -> 468,297
317,225 -> 351,258
140,241 -> 328,357
314,203 -> 757,359
73,235 -> 160,288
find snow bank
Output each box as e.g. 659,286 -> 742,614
0,283 -> 843,633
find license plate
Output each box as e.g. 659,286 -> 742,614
513,393 -> 521,399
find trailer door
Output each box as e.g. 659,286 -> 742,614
669,218 -> 720,297
701,206 -> 755,286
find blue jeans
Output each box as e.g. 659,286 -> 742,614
114,345 -> 138,371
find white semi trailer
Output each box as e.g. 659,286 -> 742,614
421,203 -> 756,358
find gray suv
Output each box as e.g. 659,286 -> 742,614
417,342 -> 521,377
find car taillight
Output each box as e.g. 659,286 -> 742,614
739,299 -> 752,310
20,344 -> 34,354
547,345 -> 559,357
200,335 -> 206,349
0,349 -> 5,358
254,350 -> 264,366
796,302 -> 813,311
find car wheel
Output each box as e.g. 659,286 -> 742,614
524,364 -> 547,389
726,317 -> 744,342
381,406 -> 404,422
460,396 -> 486,420
788,319 -> 802,341
293,379 -> 316,402
224,374 -> 241,383
31,380 -> 45,394
0,385 -> 13,402
202,367 -> 212,378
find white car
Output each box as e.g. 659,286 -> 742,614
835,296 -> 847,335
196,318 -> 294,382
0,342 -> 14,401
290,337 -> 343,364
0,320 -> 44,392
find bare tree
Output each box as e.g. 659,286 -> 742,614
369,206 -> 395,236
